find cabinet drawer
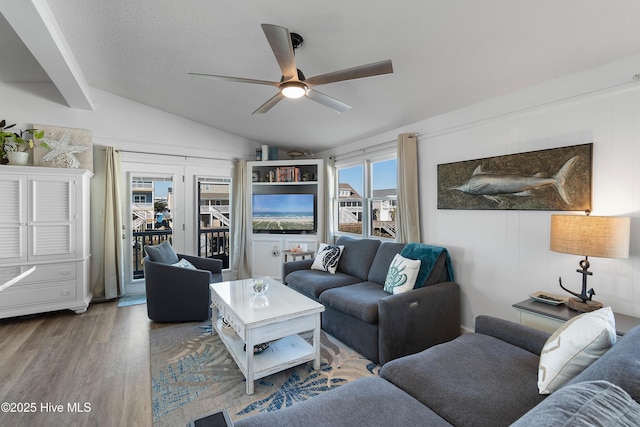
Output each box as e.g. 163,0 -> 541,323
0,263 -> 76,286
0,280 -> 77,308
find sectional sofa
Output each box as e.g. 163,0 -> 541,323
282,235 -> 459,364
236,315 -> 640,426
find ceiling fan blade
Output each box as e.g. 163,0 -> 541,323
252,92 -> 285,114
305,89 -> 351,114
261,24 -> 298,81
305,59 -> 393,86
189,72 -> 279,87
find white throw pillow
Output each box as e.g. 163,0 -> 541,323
311,244 -> 344,274
383,254 -> 422,294
172,258 -> 197,270
538,306 -> 616,394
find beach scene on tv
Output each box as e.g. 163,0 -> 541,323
252,193 -> 315,231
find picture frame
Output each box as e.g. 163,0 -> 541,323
437,143 -> 593,211
33,124 -> 93,172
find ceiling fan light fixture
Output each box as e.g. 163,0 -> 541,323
190,24 -> 392,114
280,81 -> 307,99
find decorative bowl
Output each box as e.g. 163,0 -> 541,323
251,279 -> 269,295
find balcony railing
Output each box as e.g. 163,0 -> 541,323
132,228 -> 230,279
132,230 -> 172,279
199,227 -> 230,269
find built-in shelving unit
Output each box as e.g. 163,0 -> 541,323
247,159 -> 324,279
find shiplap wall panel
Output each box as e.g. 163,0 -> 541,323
421,87 -> 640,329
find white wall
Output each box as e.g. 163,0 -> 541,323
323,56 -> 640,331
0,82 -> 257,158
1,81 -> 258,294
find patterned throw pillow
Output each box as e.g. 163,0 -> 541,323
172,258 -> 197,270
383,254 -> 422,294
311,244 -> 344,274
538,306 -> 616,394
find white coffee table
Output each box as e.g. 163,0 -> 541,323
210,277 -> 325,394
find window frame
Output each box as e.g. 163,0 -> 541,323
196,176 -> 232,269
334,148 -> 397,240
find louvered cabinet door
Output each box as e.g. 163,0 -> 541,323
0,166 -> 92,319
0,173 -> 28,264
28,174 -> 78,261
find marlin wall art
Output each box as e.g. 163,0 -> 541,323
437,144 -> 592,210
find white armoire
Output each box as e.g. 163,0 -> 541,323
0,165 -> 92,319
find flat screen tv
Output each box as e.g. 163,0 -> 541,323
252,193 -> 316,233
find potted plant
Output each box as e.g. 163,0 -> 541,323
1,119 -> 48,165
0,119 -> 16,164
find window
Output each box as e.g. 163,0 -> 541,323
370,158 -> 397,239
337,165 -> 364,235
133,194 -> 147,203
335,152 -> 397,239
197,177 -> 231,269
129,175 -> 174,280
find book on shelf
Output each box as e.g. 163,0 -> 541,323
276,166 -> 301,182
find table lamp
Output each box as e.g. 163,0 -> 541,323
550,212 -> 630,312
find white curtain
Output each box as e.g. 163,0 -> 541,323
323,156 -> 336,243
94,147 -> 125,299
396,133 -> 421,242
231,159 -> 251,279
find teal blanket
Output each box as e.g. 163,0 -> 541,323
400,243 -> 454,288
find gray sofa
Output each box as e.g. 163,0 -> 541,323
236,316 -> 640,427
283,235 -> 459,364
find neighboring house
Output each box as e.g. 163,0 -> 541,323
199,182 -> 231,268
338,183 -> 363,234
131,180 -> 155,232
372,188 -> 397,221
338,184 -> 396,238
199,183 -> 230,228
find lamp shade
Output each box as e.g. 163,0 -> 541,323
550,214 -> 630,259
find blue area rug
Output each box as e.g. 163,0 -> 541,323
149,322 -> 378,427
117,293 -> 147,307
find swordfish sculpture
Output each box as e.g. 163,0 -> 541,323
451,156 -> 578,204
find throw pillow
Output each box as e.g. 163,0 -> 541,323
513,381 -> 640,427
144,241 -> 179,264
311,244 -> 344,274
538,306 -> 616,394
383,254 -> 421,294
172,258 -> 197,270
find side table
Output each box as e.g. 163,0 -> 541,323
282,249 -> 315,262
513,298 -> 640,336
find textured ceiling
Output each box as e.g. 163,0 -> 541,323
3,1 -> 640,152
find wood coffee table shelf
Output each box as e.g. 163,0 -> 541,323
210,277 -> 324,394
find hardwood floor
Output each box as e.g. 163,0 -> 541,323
0,301 -> 152,427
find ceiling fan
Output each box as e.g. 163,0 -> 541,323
189,24 -> 393,114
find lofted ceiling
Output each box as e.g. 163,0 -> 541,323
3,1 -> 640,152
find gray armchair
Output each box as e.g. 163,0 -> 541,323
143,241 -> 223,322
